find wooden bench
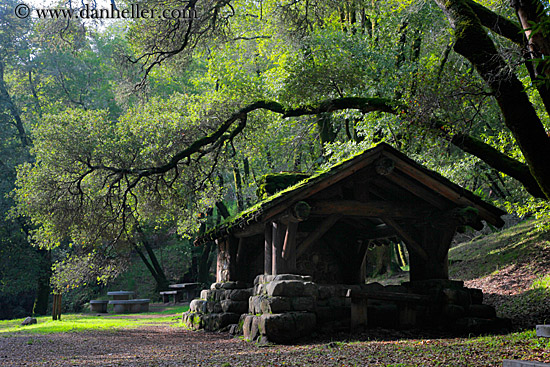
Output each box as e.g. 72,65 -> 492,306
164,283 -> 201,303
346,289 -> 432,330
160,290 -> 182,304
109,299 -> 150,313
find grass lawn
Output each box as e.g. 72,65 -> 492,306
0,305 -> 189,335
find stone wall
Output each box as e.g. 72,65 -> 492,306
182,281 -> 252,332
183,275 -> 510,343
244,274 -> 318,344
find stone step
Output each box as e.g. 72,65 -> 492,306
503,360 -> 550,367
536,325 -> 550,338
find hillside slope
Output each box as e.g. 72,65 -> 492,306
449,219 -> 550,329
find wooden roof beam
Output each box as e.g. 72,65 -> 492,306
297,214 -> 342,257
310,200 -> 431,218
384,151 -> 505,227
382,217 -> 429,262
384,171 -> 450,210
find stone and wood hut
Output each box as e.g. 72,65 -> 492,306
185,143 -> 508,342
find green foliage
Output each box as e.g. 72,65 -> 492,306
256,172 -> 310,200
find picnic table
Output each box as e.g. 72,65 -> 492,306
160,283 -> 201,303
107,291 -> 135,300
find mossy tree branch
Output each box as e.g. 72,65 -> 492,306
434,0 -> 550,200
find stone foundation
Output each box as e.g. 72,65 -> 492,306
243,274 -> 317,343
182,281 -> 252,331
183,275 -> 509,343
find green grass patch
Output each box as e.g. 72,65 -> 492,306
449,218 -> 550,280
532,274 -> 550,289
0,305 -> 188,335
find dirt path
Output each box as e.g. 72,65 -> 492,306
2,323 -> 549,367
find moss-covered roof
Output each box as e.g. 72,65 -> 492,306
196,142 -> 506,244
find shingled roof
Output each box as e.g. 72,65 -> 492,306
197,142 -> 506,244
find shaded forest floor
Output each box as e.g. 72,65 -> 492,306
2,219 -> 550,366
449,218 -> 550,330
1,322 -> 549,366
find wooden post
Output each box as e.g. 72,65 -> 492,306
347,290 -> 368,331
282,221 -> 298,273
236,237 -> 246,280
227,235 -> 239,281
264,223 -> 272,275
272,221 -> 286,275
358,240 -> 369,284
216,239 -> 228,282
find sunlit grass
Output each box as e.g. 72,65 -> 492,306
0,305 -> 188,335
532,274 -> 550,289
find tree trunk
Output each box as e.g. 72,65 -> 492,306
434,0 -> 550,200
511,0 -> 550,111
133,242 -> 169,291
32,249 -> 51,316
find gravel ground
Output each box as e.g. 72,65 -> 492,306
2,323 -> 548,367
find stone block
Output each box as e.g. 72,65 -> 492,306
190,299 -> 208,313
503,360 -> 550,367
254,283 -> 266,296
221,300 -> 248,314
260,296 -> 292,314
266,280 -> 305,297
318,285 -> 336,300
202,312 -> 241,331
220,281 -> 249,290
206,300 -> 223,314
536,325 -> 550,338
468,304 -> 496,319
200,290 -> 211,300
182,311 -> 204,330
303,282 -> 319,298
327,297 -> 347,308
255,274 -> 275,285
468,288 -> 484,305
273,274 -> 313,282
21,317 -> 37,326
243,315 -> 259,342
249,295 -> 263,314
455,317 -> 499,333
259,312 -> 316,343
229,289 -> 252,301
443,304 -> 465,320
291,296 -> 316,312
442,288 -> 471,307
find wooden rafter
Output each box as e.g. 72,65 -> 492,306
297,214 -> 342,257
385,151 -> 504,226
383,171 -> 450,210
382,217 -> 429,261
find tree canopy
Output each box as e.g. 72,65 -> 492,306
3,0 -> 550,293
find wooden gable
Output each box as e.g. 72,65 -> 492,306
201,143 -> 506,284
